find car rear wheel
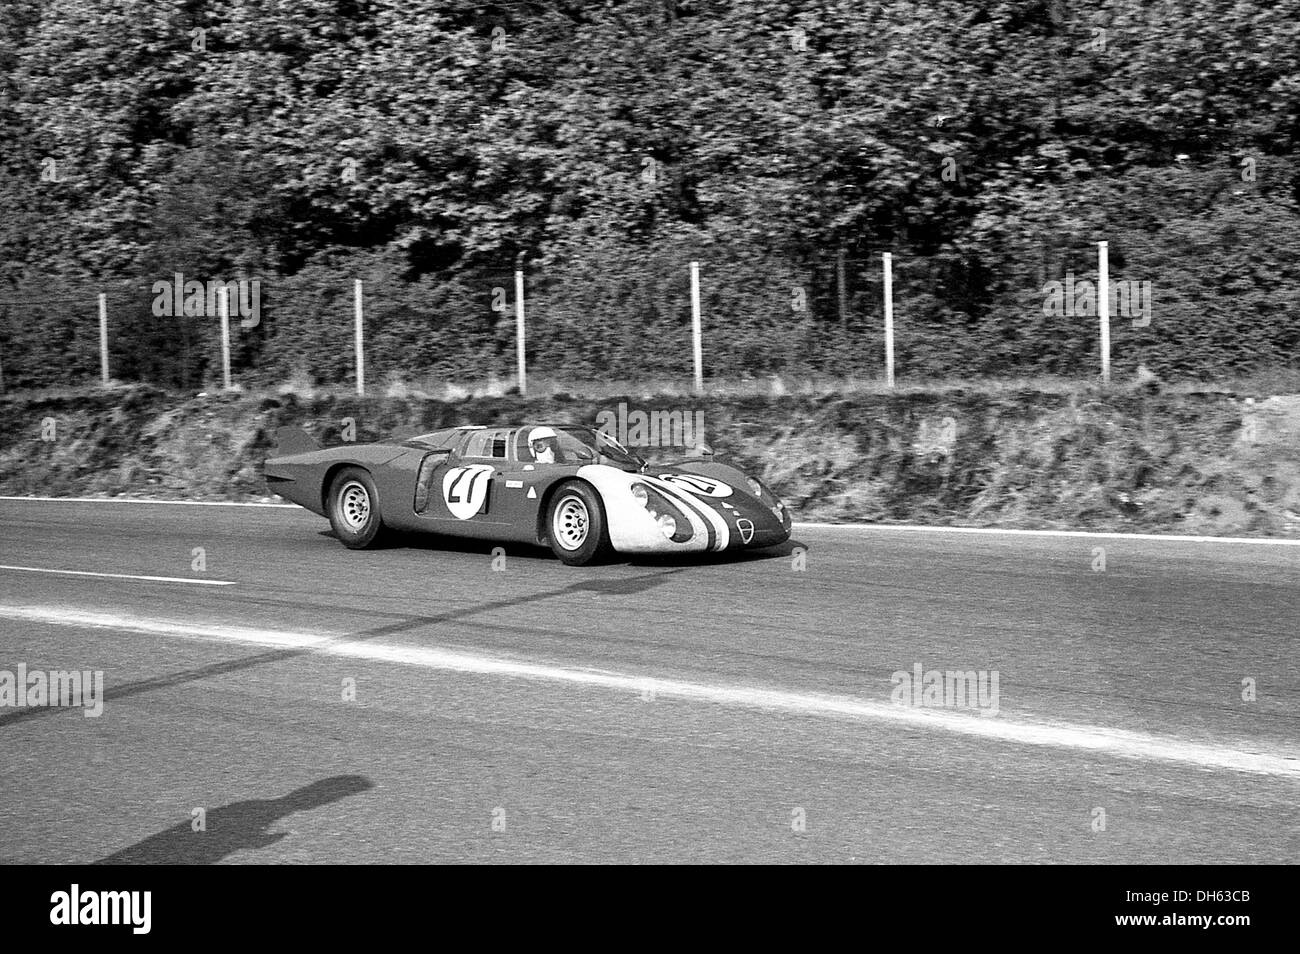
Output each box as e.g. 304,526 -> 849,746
546,481 -> 610,566
328,467 -> 386,549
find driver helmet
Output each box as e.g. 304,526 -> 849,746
528,426 -> 560,463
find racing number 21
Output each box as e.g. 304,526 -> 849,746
447,468 -> 484,503
443,464 -> 495,519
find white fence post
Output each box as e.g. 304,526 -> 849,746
690,261 -> 703,393
883,252 -> 895,388
515,268 -> 527,396
98,292 -> 109,386
354,279 -> 365,396
836,248 -> 847,325
1098,240 -> 1110,385
218,287 -> 232,390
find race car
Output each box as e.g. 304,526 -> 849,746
263,423 -> 792,565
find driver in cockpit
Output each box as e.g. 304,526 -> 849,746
528,426 -> 561,464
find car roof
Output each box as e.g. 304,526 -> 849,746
405,423 -> 594,443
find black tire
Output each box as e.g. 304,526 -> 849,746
327,467 -> 386,549
545,481 -> 611,566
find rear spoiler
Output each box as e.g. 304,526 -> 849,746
273,426 -> 320,457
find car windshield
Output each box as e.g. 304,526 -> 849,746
559,426 -> 644,469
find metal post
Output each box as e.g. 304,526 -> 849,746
690,261 -> 703,392
354,279 -> 365,396
883,252 -> 895,388
837,248 -> 848,325
1098,241 -> 1110,385
514,268 -> 527,396
98,292 -> 109,385
219,287 -> 232,390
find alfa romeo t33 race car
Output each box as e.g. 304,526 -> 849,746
264,423 -> 791,565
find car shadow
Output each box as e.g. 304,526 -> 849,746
319,529 -> 808,567
319,527 -> 553,560
626,538 -> 807,567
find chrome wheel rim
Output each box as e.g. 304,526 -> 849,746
338,480 -> 371,532
552,495 -> 589,550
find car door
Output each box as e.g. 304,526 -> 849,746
412,427 -> 512,537
480,428 -> 559,541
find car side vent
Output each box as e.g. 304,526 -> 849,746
414,454 -> 440,513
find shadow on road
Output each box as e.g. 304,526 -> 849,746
92,774 -> 373,864
0,568 -> 685,729
627,538 -> 806,567
323,528 -> 804,567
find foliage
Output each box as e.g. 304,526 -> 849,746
2,0 -> 1298,389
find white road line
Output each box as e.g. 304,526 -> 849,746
3,604 -> 1295,780
794,522 -> 1300,546
0,566 -> 237,586
0,495 -> 296,508
2,497 -> 1296,545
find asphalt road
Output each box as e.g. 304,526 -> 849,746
1,498 -> 1296,863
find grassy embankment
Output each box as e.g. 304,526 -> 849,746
2,378 -> 1298,536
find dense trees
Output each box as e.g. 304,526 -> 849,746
1,0 -> 1298,390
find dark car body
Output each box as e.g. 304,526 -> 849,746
264,423 -> 792,561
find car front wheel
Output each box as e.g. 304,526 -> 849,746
546,481 -> 610,566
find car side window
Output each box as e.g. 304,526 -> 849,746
463,429 -> 510,459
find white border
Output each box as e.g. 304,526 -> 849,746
2,497 -> 1296,545
0,495 -> 296,508
793,522 -> 1300,546
0,564 -> 237,586
2,604 -> 1295,779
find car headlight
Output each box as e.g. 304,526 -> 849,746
632,481 -> 693,542
746,477 -> 764,498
